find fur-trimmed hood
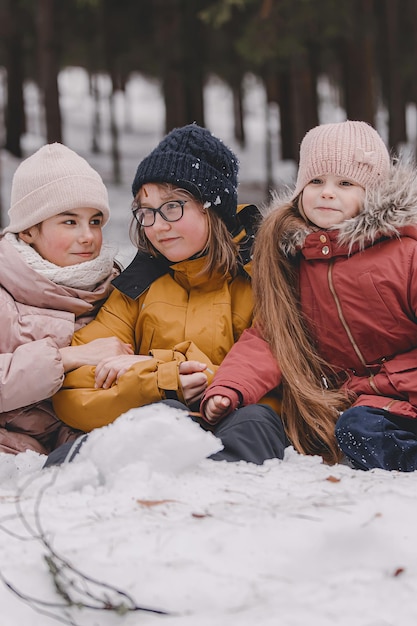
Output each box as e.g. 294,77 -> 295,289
267,159 -> 417,256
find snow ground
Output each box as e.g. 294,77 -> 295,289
1,406 -> 416,626
0,68 -> 417,626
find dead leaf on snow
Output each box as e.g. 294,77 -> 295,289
393,567 -> 405,577
325,475 -> 341,483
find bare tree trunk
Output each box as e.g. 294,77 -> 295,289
339,0 -> 375,125
182,0 -> 205,127
290,51 -> 319,158
4,0 -> 25,157
101,0 -> 122,183
405,0 -> 417,154
108,80 -> 121,184
89,73 -> 101,154
160,2 -> 188,134
154,0 -> 205,132
37,0 -> 62,143
378,0 -> 407,149
157,0 -> 188,131
269,51 -> 318,164
275,71 -> 296,161
265,99 -> 274,194
232,79 -> 245,147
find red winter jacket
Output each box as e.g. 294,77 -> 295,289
201,162 -> 417,421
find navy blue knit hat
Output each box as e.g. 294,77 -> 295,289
131,124 -> 239,228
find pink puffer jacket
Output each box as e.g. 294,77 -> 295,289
0,236 -> 117,454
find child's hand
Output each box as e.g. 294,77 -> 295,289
94,354 -> 152,389
204,395 -> 231,424
61,337 -> 133,372
179,361 -> 208,405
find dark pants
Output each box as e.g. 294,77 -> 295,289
335,406 -> 417,472
163,399 -> 288,465
44,401 -> 288,468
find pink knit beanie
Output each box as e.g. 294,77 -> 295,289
293,120 -> 391,198
4,143 -> 110,233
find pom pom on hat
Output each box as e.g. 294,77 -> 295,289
293,120 -> 391,198
4,143 -> 110,233
131,124 -> 239,228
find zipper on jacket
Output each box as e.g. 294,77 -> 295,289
327,261 -> 383,394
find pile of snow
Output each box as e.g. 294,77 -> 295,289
71,403 -> 223,479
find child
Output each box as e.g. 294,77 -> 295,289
201,120 -> 417,472
0,143 -> 132,455
49,124 -> 286,465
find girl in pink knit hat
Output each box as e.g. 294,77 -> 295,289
0,143 -> 133,455
201,120 -> 417,472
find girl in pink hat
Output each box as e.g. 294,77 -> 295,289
201,120 -> 417,472
0,143 -> 133,455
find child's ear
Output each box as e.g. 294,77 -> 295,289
18,228 -> 36,244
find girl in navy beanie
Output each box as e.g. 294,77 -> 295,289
48,124 -> 287,468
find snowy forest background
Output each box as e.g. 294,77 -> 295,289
1,3 -> 417,626
2,0 -> 417,227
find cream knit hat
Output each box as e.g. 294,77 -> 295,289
4,143 -> 110,233
293,120 -> 391,198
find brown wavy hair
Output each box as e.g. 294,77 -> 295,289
129,183 -> 239,278
252,199 -> 350,464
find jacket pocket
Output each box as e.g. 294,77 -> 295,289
379,348 -> 417,406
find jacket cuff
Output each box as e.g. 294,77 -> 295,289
156,361 -> 180,396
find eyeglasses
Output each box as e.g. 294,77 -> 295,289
132,200 -> 187,227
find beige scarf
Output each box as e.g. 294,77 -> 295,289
5,232 -> 116,291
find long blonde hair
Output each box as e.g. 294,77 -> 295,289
129,183 -> 239,277
252,200 -> 350,464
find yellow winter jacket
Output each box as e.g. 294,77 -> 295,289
53,254 -> 255,431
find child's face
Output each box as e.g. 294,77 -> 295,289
18,207 -> 103,266
301,174 -> 365,229
139,183 -> 209,262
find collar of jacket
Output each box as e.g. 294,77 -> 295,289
111,252 -> 172,299
301,229 -> 365,260
271,160 -> 417,257
302,225 -> 417,260
112,203 -> 260,299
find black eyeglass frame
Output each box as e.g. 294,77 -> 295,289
132,199 -> 188,227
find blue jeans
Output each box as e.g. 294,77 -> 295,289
335,406 -> 417,472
